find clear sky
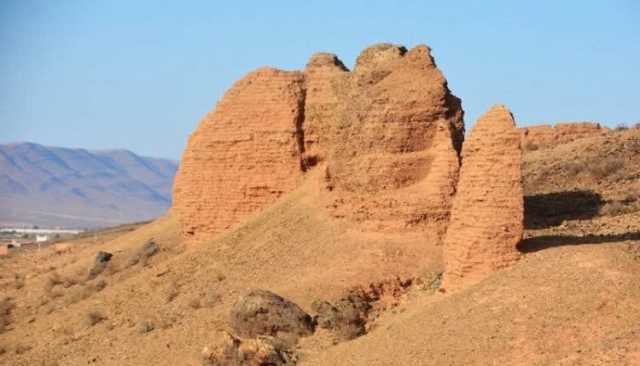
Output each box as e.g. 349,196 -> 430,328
1,1 -> 639,160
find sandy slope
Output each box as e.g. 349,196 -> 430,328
0,128 -> 639,365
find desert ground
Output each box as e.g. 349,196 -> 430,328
1,44 -> 639,366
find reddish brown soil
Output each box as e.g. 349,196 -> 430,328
1,127 -> 638,365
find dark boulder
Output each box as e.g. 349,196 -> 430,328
230,290 -> 314,342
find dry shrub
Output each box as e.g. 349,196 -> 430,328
86,310 -> 106,327
562,162 -> 583,177
87,262 -> 108,279
65,280 -> 107,305
65,285 -> 93,305
524,141 -> 539,151
128,240 -> 159,267
45,272 -> 78,300
39,297 -> 49,307
62,275 -> 81,289
43,304 -> 56,315
87,251 -> 113,280
94,279 -> 107,292
46,272 -> 64,290
14,274 -> 25,290
46,289 -> 64,300
615,123 -> 629,131
0,297 -> 15,333
14,344 -> 32,355
601,201 -> 627,216
104,262 -> 120,276
159,315 -> 178,330
622,193 -> 640,204
137,321 -> 155,334
628,243 -> 640,260
588,158 -> 624,179
163,283 -> 179,303
203,289 -> 222,307
634,122 -> 640,129
188,298 -> 202,309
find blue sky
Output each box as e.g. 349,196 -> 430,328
1,1 -> 638,160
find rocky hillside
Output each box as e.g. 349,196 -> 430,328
0,43 -> 638,366
0,142 -> 177,228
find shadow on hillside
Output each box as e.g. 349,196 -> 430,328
518,232 -> 640,253
524,190 -> 604,229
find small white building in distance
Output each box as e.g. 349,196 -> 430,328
35,235 -> 49,243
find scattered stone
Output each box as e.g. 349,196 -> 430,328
201,331 -> 295,366
416,271 -> 443,291
311,295 -> 369,341
138,321 -> 155,334
128,240 -> 159,266
95,251 -> 113,263
86,310 -> 106,327
230,290 -> 314,342
88,251 -> 113,279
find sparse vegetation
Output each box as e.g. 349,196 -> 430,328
86,310 -> 106,327
416,271 -> 443,291
138,321 -> 155,334
128,240 -> 159,267
44,272 -> 65,296
13,274 -> 25,290
203,289 -> 222,307
163,283 -> 179,303
47,289 -> 64,300
94,279 -> 107,292
14,344 -> 32,355
562,162 -> 583,177
523,141 -> 539,151
188,298 -> 202,309
62,275 -> 81,289
615,123 -> 629,131
587,157 -> 624,179
0,297 -> 15,334
600,201 -> 627,216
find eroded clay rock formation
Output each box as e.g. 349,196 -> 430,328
302,52 -> 348,162
443,105 -> 523,289
325,44 -> 464,235
173,68 -> 306,241
173,43 -> 464,241
521,122 -> 607,148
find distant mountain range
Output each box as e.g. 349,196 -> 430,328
0,142 -> 177,228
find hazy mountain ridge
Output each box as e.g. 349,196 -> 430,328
0,142 -> 177,228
